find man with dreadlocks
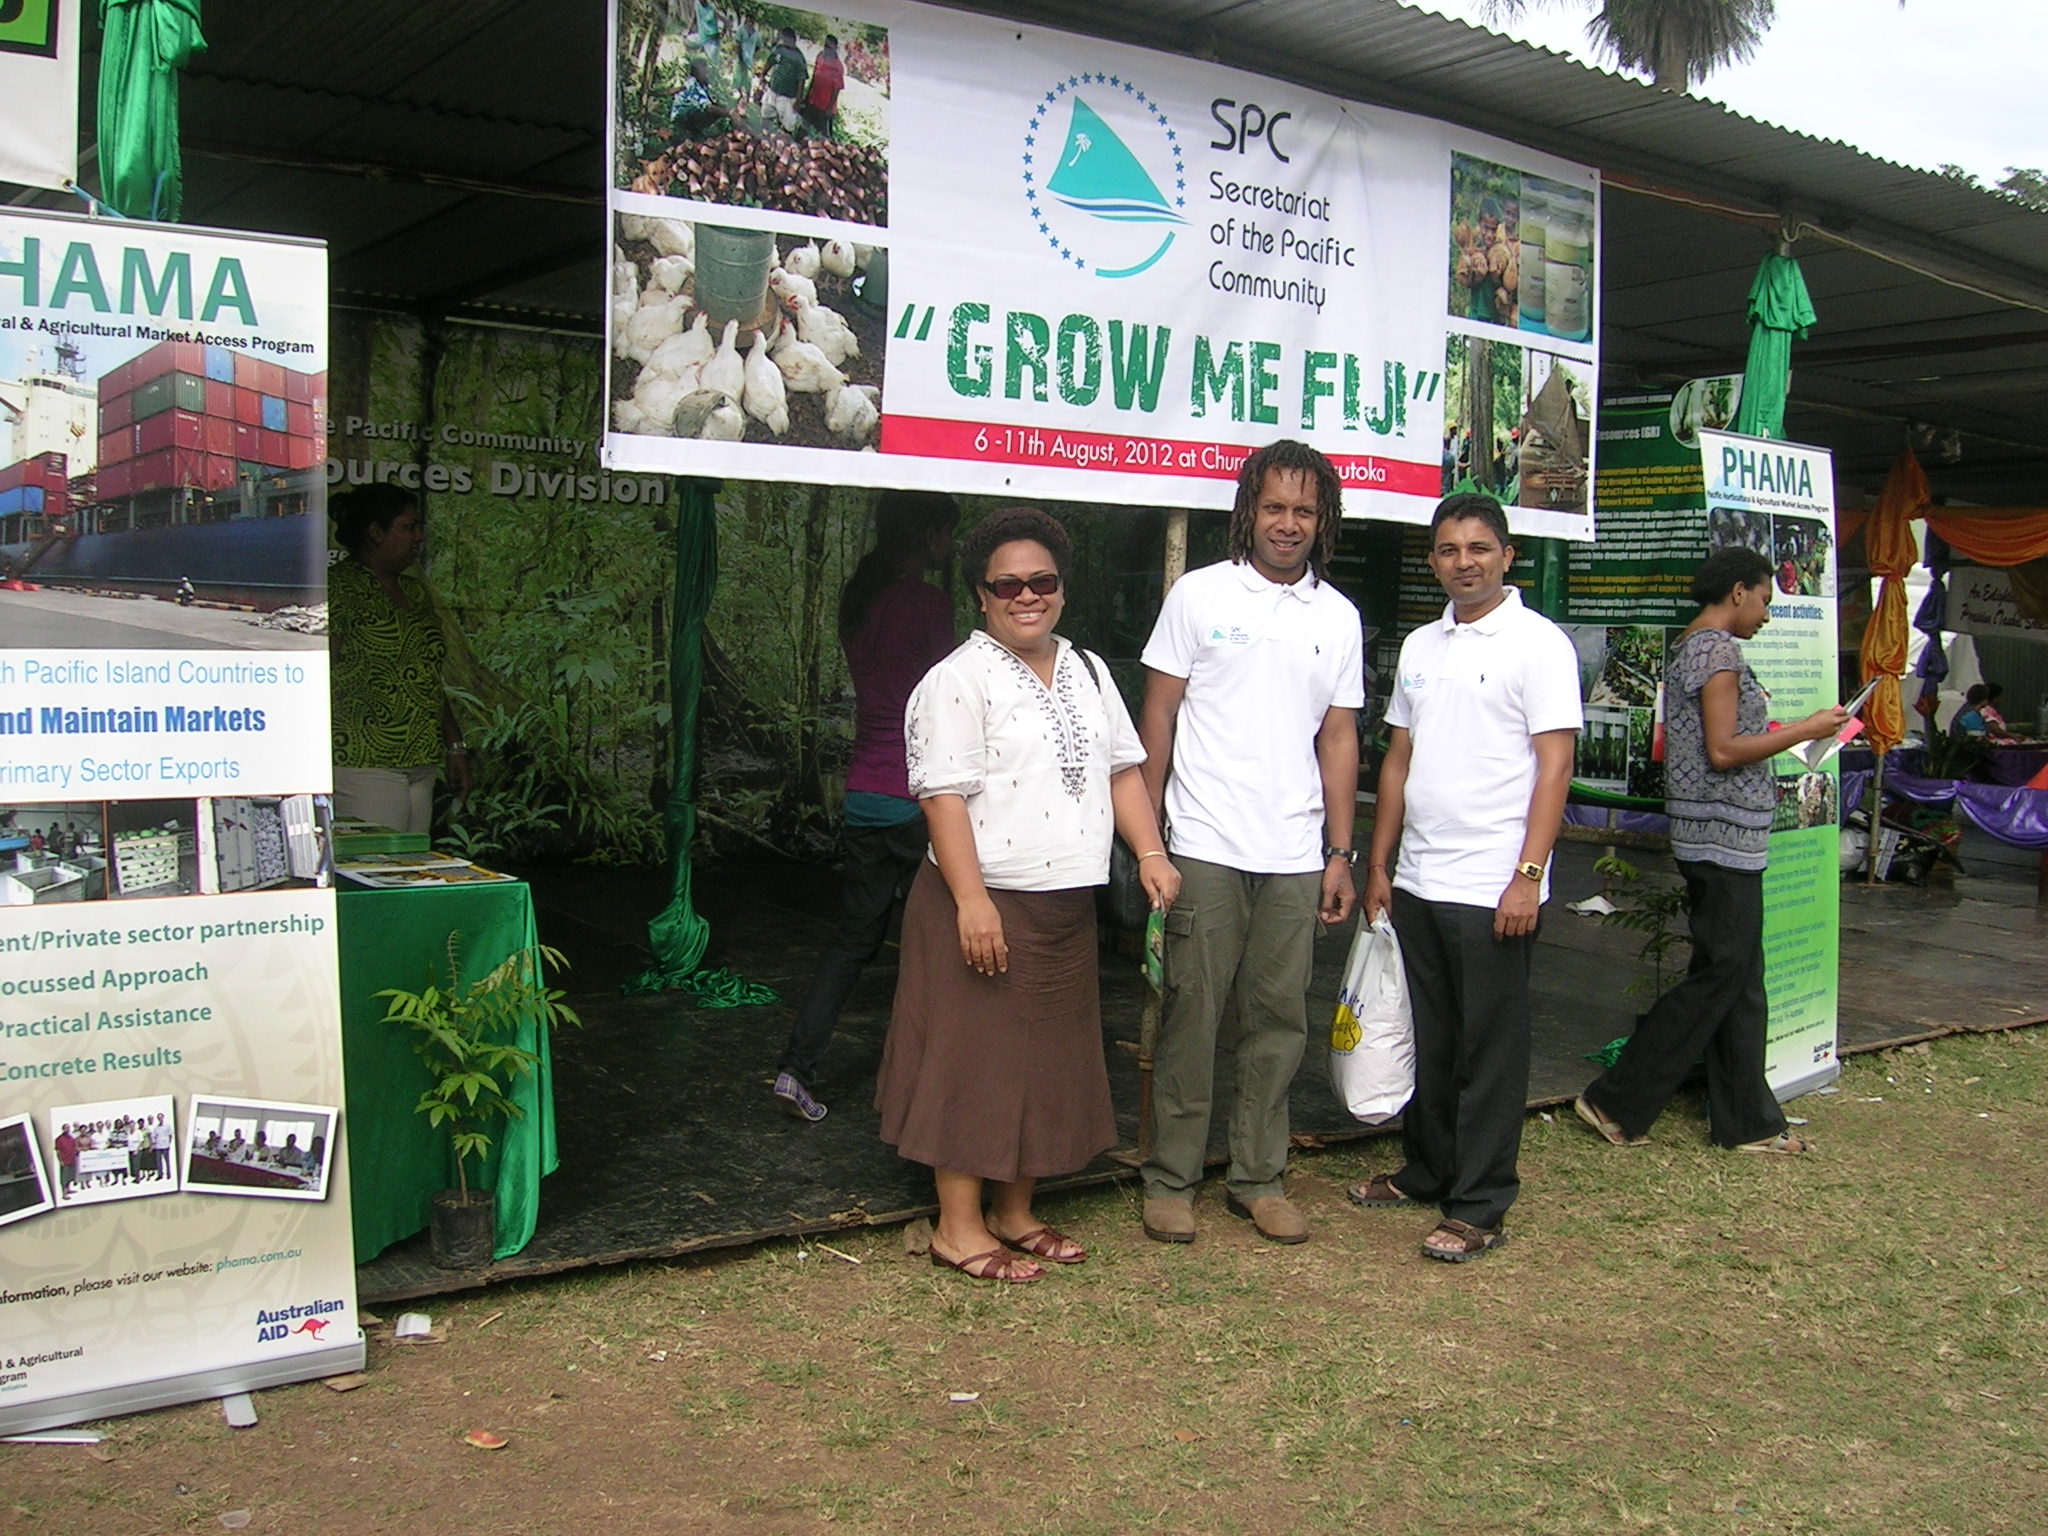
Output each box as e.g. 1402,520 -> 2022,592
1136,441 -> 1364,1245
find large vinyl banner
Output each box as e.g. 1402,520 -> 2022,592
1699,428 -> 1840,1098
0,0 -> 78,193
0,211 -> 360,1435
1565,395 -> 1840,1098
605,0 -> 1600,537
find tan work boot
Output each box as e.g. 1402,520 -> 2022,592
1141,1197 -> 1196,1244
1226,1192 -> 1309,1244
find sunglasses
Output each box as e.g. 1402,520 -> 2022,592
980,573 -> 1062,600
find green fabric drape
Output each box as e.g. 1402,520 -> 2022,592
1730,252 -> 1816,441
96,0 -> 206,221
622,480 -> 776,1006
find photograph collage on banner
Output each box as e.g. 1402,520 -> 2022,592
602,0 -> 1601,536
0,208 -> 360,1437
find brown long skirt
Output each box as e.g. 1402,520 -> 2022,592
875,861 -> 1116,1183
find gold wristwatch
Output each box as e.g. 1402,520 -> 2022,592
1516,860 -> 1545,882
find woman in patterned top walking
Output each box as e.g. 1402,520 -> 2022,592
1574,548 -> 1847,1155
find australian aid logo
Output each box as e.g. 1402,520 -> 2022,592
1023,74 -> 1188,280
256,1297 -> 346,1345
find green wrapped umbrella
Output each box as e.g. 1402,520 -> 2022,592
622,480 -> 776,1008
1730,251 -> 1816,441
96,0 -> 207,221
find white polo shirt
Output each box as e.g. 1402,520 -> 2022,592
1385,586 -> 1582,905
1141,558 -> 1364,874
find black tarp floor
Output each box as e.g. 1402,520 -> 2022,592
356,830 -> 2048,1303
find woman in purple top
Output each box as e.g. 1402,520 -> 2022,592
773,491 -> 960,1121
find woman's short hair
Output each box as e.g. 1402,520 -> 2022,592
330,483 -> 418,556
960,506 -> 1073,585
1691,546 -> 1773,606
1962,683 -> 1990,707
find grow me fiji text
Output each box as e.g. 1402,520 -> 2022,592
932,307 -> 1440,437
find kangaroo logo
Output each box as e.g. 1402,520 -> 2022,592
292,1317 -> 331,1339
1024,76 -> 1187,280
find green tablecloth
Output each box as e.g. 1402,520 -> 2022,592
337,881 -> 558,1262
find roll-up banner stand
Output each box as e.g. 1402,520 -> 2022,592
0,208 -> 361,1436
1565,388 -> 1841,1099
602,0 -> 1601,540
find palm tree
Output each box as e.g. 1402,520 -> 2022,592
1481,0 -> 1778,91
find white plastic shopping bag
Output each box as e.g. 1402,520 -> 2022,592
1329,916 -> 1415,1124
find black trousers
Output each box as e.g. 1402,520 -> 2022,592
1582,859 -> 1786,1148
777,818 -> 930,1088
1390,889 -> 1536,1230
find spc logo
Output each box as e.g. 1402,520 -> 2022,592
1023,73 -> 1187,280
255,1298 -> 346,1343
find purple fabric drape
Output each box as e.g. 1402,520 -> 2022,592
1841,769 -> 2048,851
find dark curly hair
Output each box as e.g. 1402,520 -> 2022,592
1691,546 -> 1772,606
330,483 -> 419,557
1228,440 -> 1343,581
960,506 -> 1073,590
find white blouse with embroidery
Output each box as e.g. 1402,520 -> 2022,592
906,630 -> 1146,892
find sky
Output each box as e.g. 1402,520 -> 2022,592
1404,0 -> 2048,185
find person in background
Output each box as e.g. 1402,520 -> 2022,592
1137,441 -> 1363,1248
760,27 -> 808,134
670,55 -> 731,138
1576,549 -> 1849,1157
1354,492 -> 1581,1262
772,491 -> 961,1123
731,12 -> 761,102
877,508 -> 1176,1282
799,34 -> 845,138
54,1124 -> 78,1195
328,484 -> 470,836
1953,682 -> 2018,742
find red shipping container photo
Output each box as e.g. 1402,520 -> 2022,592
98,460 -> 132,499
285,401 -> 313,436
102,390 -> 134,431
204,378 -> 234,419
258,428 -> 289,465
232,350 -> 263,387
102,359 -> 134,400
255,359 -> 286,397
99,431 -> 131,467
204,415 -> 235,455
283,368 -> 312,404
131,447 -> 177,492
197,453 -> 236,491
287,434 -> 323,471
233,388 -> 265,425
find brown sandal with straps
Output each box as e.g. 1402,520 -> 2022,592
930,1245 -> 1044,1283
1421,1219 -> 1508,1263
997,1224 -> 1086,1264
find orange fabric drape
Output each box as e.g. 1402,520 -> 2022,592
1923,507 -> 2048,567
1856,450 -> 1926,753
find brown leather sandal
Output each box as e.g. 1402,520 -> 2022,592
1421,1219 -> 1507,1263
930,1245 -> 1044,1283
997,1224 -> 1086,1264
1346,1173 -> 1416,1208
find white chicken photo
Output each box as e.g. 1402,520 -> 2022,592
608,212 -> 887,452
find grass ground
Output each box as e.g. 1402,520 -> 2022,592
8,1029 -> 2045,1536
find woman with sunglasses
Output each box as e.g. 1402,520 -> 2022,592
877,507 -> 1179,1282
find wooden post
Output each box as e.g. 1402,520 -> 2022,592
1866,747 -> 1885,885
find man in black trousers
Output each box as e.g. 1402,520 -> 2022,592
1351,493 -> 1581,1261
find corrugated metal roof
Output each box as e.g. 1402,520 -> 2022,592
23,0 -> 2048,500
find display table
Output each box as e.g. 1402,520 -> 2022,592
337,881 -> 558,1263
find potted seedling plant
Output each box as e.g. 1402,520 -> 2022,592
379,934 -> 580,1268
